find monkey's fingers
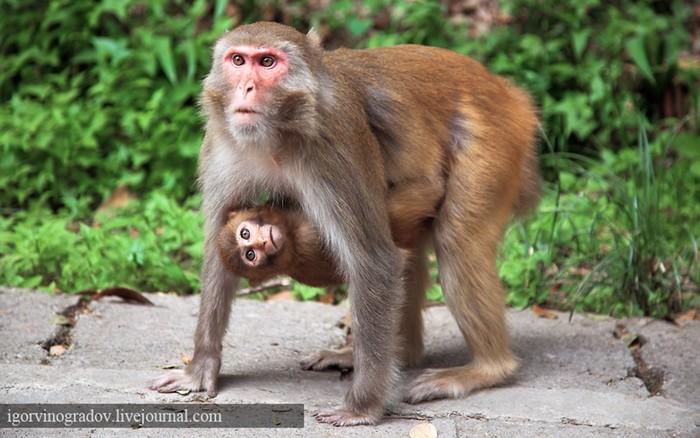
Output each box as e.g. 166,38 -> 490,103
300,347 -> 353,371
313,406 -> 379,427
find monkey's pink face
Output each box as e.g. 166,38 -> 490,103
235,220 -> 286,267
222,46 -> 289,125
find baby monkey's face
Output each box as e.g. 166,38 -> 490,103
235,217 -> 287,268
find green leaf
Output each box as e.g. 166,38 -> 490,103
672,133 -> 700,157
21,275 -> 44,289
571,30 -> 590,61
128,239 -> 145,266
92,37 -> 131,65
690,161 -> 700,178
153,36 -> 177,84
89,0 -> 130,26
292,283 -> 326,301
626,36 -> 655,84
214,0 -> 228,18
180,40 -> 197,80
347,18 -> 372,38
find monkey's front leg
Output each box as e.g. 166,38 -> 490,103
313,243 -> 404,425
148,240 -> 237,397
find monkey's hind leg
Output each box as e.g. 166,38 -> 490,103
301,247 -> 428,373
398,248 -> 428,367
404,156 -> 519,404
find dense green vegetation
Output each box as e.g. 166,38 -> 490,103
1,0 -> 698,318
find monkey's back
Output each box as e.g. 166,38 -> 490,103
324,45 -> 540,220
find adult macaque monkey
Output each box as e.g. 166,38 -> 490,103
149,22 -> 541,426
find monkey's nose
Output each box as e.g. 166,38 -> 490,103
241,80 -> 255,96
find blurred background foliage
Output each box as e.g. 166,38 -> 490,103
1,0 -> 698,318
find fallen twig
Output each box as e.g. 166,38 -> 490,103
238,277 -> 293,296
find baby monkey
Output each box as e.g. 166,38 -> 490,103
217,204 -> 431,372
216,206 -> 344,287
217,202 -> 430,288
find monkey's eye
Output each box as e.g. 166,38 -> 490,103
245,249 -> 256,261
260,56 -> 275,68
240,228 -> 250,240
231,54 -> 245,66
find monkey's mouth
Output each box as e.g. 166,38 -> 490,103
268,225 -> 285,251
268,229 -> 277,249
234,108 -> 262,124
235,107 -> 259,115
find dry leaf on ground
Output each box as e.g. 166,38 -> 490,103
77,286 -> 154,305
49,345 -> 67,357
674,309 -> 699,327
533,305 -> 558,320
409,422 -> 437,438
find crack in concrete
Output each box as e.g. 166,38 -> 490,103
40,297 -> 91,363
38,288 -> 153,363
614,322 -> 665,396
628,346 -> 665,396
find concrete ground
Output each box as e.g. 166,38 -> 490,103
0,286 -> 698,437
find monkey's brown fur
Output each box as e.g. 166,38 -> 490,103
217,206 -> 344,287
149,22 -> 540,426
217,202 -> 437,370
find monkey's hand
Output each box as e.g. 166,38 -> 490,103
313,406 -> 380,426
148,357 -> 221,398
300,347 -> 353,371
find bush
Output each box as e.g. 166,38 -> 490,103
0,194 -> 203,293
0,1 -> 233,211
1,0 -> 697,318
472,0 -> 696,155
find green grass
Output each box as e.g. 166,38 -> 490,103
499,124 -> 699,317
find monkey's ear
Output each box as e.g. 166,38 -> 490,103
306,28 -> 322,50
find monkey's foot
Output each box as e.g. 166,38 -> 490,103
148,368 -> 218,398
403,364 -> 515,404
300,347 -> 353,371
313,406 -> 379,426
